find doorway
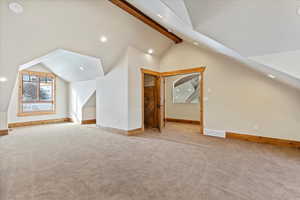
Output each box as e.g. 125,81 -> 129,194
163,72 -> 201,130
141,69 -> 163,131
162,68 -> 205,134
141,67 -> 206,134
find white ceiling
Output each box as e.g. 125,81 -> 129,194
128,0 -> 300,91
184,0 -> 300,57
0,0 -> 172,111
19,49 -> 104,82
2,0 -> 300,111
160,0 -> 193,27
250,50 -> 300,80
183,0 -> 300,83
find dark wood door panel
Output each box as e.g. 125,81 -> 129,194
144,86 -> 157,128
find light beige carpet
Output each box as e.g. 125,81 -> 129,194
1,123 -> 300,200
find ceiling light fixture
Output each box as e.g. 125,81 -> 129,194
0,77 -> 8,82
157,14 -> 163,18
268,74 -> 276,79
100,36 -> 107,43
9,2 -> 23,14
147,49 -> 154,54
79,67 -> 85,71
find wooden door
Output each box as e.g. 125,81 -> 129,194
144,86 -> 158,128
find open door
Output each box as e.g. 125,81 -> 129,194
144,80 -> 158,129
144,74 -> 160,130
142,70 -> 163,132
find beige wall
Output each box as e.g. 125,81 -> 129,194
96,53 -> 129,130
82,92 -> 96,121
8,64 -> 69,123
0,0 -> 172,116
128,47 -> 160,130
96,46 -> 160,131
160,42 -> 300,141
0,112 -> 7,130
69,80 -> 96,123
165,74 -> 200,121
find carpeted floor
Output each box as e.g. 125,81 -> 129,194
1,123 -> 300,200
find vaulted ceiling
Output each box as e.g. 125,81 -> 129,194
128,0 -> 300,90
0,0 -> 173,111
1,0 -> 300,112
184,0 -> 300,57
186,0 -> 300,84
160,0 -> 193,27
20,49 -> 104,82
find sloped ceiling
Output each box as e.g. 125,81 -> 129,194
128,0 -> 300,91
2,0 -> 300,112
20,49 -> 104,82
184,0 -> 300,57
160,0 -> 193,27
183,0 -> 300,87
250,50 -> 300,80
0,0 -> 173,111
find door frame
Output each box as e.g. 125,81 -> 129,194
141,67 -> 206,134
141,69 -> 161,131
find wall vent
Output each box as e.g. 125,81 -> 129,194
204,129 -> 226,138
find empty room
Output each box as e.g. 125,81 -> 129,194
1,0 -> 300,199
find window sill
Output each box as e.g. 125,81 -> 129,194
17,112 -> 56,117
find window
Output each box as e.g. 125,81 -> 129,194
18,70 -> 56,116
173,73 -> 200,104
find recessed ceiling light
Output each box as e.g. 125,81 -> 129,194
79,66 -> 85,71
268,74 -> 276,79
297,8 -> 300,16
100,36 -> 107,43
9,2 -> 23,14
193,42 -> 199,46
157,14 -> 163,18
0,77 -> 8,82
147,49 -> 154,54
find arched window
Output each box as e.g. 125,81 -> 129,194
173,73 -> 200,104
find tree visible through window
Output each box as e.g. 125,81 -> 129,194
18,70 -> 56,116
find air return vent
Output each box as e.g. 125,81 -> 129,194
204,129 -> 226,138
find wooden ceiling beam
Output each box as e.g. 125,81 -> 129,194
109,0 -> 183,44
